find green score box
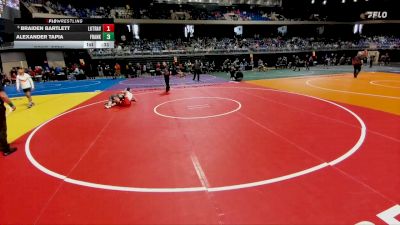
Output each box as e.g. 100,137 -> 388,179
102,32 -> 115,41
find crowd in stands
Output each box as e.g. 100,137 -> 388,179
90,36 -> 400,57
1,62 -> 93,85
0,51 -> 393,85
135,6 -> 288,21
22,0 -> 293,21
23,0 -> 118,18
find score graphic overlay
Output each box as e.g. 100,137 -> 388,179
14,18 -> 115,49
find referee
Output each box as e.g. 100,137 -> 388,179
352,55 -> 362,78
164,67 -> 170,92
0,85 -> 17,156
193,60 -> 201,82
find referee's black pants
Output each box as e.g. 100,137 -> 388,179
193,69 -> 201,81
164,75 -> 170,92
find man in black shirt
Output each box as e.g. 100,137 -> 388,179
193,60 -> 201,82
0,85 -> 17,156
352,55 -> 362,78
164,68 -> 171,92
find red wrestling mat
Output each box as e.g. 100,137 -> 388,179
1,83 -> 399,225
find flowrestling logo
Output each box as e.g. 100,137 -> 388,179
360,11 -> 388,19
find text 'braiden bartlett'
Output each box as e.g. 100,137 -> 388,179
18,26 -> 71,31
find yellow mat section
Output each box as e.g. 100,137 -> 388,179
6,92 -> 100,143
247,72 -> 400,115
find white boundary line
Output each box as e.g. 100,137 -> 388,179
119,75 -> 217,86
369,80 -> 400,89
191,154 -> 210,189
244,71 -> 317,78
154,97 -> 241,120
8,81 -> 102,97
34,83 -> 63,87
25,87 -> 366,193
159,75 -> 217,83
306,79 -> 400,100
209,163 -> 329,192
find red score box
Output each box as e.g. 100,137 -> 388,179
102,24 -> 115,32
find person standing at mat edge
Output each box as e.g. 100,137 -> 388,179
193,60 -> 202,82
352,55 -> 362,78
0,85 -> 17,156
164,66 -> 171,92
16,68 -> 35,108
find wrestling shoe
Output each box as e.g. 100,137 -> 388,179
3,147 -> 17,156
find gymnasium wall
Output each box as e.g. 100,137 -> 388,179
0,51 -> 27,74
46,51 -> 66,68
